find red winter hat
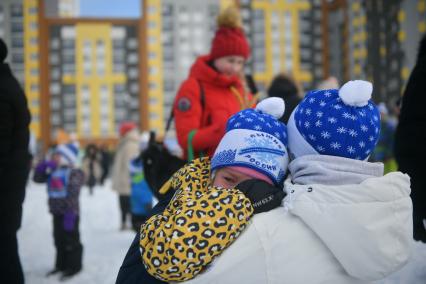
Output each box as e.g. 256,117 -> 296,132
210,7 -> 250,60
119,121 -> 137,137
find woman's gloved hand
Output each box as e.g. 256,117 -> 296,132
236,179 -> 286,214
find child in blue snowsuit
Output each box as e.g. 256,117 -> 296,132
129,158 -> 153,232
35,143 -> 84,280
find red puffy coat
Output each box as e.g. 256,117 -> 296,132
173,55 -> 256,159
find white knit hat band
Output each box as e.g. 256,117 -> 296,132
287,109 -> 319,159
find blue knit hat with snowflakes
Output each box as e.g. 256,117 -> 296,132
55,143 -> 79,166
211,97 -> 289,185
287,80 -> 380,160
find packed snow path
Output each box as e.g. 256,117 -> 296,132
19,180 -> 426,283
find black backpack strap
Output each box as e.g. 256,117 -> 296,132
165,80 -> 205,133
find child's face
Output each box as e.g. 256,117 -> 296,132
213,55 -> 245,77
52,153 -> 61,164
213,167 -> 252,189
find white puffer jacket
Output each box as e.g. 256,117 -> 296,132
185,156 -> 413,284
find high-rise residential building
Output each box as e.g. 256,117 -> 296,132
399,0 -> 426,92
365,0 -> 403,104
23,0 -> 41,137
46,21 -> 140,141
240,0 -> 311,92
0,0 -> 25,85
144,0 -> 233,135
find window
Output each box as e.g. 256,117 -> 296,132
113,64 -> 125,74
149,67 -> 157,75
51,38 -> 60,49
31,98 -> 39,107
149,82 -> 157,90
11,22 -> 23,33
31,84 -> 39,92
11,4 -> 23,17
63,85 -> 76,94
162,4 -> 173,16
50,83 -> 60,94
164,80 -> 174,92
12,53 -> 24,64
12,38 -> 23,48
149,97 -> 158,104
29,7 -> 38,15
96,40 -> 105,55
63,64 -> 75,75
149,112 -> 158,119
114,84 -> 126,94
113,40 -> 125,49
130,83 -> 139,93
50,98 -> 61,109
148,5 -> 157,15
148,21 -> 157,29
128,38 -> 138,49
128,68 -> 138,79
51,113 -> 61,125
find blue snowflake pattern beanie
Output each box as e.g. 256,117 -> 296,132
287,80 -> 381,160
211,97 -> 289,185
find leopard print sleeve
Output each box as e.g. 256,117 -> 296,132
139,158 -> 254,282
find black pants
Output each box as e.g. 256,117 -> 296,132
398,158 -> 426,242
53,214 -> 83,272
119,195 -> 131,225
0,232 -> 24,284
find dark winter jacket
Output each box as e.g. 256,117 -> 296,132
394,41 -> 426,163
174,55 -> 256,159
0,55 -> 31,233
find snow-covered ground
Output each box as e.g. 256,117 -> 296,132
19,180 -> 426,284
18,180 -> 135,284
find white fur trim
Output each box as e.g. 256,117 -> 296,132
256,97 -> 285,119
339,80 -> 372,107
287,109 -> 319,159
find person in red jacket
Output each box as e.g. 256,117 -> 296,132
173,7 -> 256,160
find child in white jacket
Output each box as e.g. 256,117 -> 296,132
184,80 -> 413,284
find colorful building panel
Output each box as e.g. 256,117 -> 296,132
240,0 -> 311,92
47,21 -> 140,141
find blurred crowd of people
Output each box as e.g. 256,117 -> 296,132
0,5 -> 425,283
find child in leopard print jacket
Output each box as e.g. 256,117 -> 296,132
140,98 -> 289,282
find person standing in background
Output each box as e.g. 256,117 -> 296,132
267,73 -> 303,123
82,144 -> 102,195
111,122 -> 140,230
99,144 -> 111,185
0,38 -> 31,284
173,6 -> 256,160
37,144 -> 85,280
394,34 -> 426,243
